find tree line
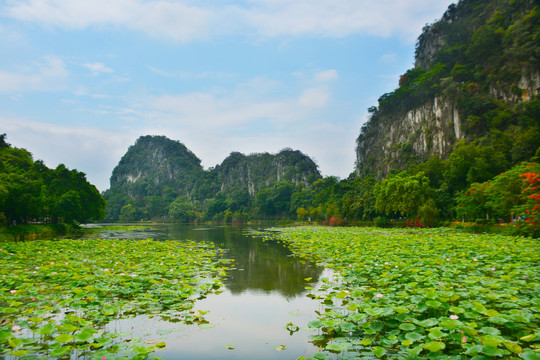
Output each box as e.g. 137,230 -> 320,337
0,134 -> 106,225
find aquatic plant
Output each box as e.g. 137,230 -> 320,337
0,238 -> 229,358
273,226 -> 539,359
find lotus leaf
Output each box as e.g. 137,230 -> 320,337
0,238 -> 229,358
271,226 -> 540,360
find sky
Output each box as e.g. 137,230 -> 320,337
0,0 -> 454,192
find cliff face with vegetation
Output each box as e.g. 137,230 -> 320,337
103,135 -> 321,221
110,135 -> 204,199
355,0 -> 540,179
215,149 -> 320,197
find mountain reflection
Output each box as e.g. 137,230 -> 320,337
167,225 -> 323,297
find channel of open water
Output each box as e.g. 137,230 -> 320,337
83,224 -> 330,359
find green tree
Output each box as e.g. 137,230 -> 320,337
374,171 -> 432,218
296,207 -> 309,221
205,193 -> 228,219
119,204 -> 138,222
168,196 -> 197,222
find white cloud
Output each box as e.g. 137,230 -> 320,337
380,53 -> 398,63
83,62 -> 113,75
5,0 -> 455,41
236,0 -> 451,41
1,116 -> 137,191
0,56 -> 68,92
0,23 -> 26,43
146,92 -> 296,129
298,87 -> 330,108
314,69 -> 338,82
147,65 -> 236,80
6,0 -> 212,42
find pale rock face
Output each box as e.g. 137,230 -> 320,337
356,97 -> 461,178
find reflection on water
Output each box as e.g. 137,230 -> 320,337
167,225 -> 323,297
86,224 -> 327,359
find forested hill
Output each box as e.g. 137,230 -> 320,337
0,134 -> 106,225
215,149 -> 320,196
355,0 -> 539,179
103,135 -> 321,221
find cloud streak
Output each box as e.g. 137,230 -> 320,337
0,56 -> 68,92
83,62 -> 113,75
5,0 -> 450,41
6,0 -> 212,42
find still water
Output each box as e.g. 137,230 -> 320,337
87,225 -> 329,359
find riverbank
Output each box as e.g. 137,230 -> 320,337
0,223 -> 82,241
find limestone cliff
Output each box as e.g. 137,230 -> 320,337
355,0 -> 539,179
103,135 -> 321,220
215,149 -> 321,197
109,135 -> 203,199
356,97 -> 462,178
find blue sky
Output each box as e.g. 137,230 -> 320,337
0,0 -> 454,191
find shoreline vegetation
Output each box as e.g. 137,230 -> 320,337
0,219 -> 531,242
0,223 -> 83,242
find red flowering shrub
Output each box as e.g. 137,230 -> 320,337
405,218 -> 423,228
329,216 -> 344,227
515,171 -> 540,236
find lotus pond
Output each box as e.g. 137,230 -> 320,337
0,225 -> 327,359
271,226 -> 540,360
1,225 -> 538,360
0,236 -> 231,359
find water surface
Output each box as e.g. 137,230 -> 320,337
87,225 -> 327,359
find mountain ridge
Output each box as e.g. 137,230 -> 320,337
103,135 -> 321,221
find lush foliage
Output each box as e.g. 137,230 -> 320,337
355,0 -> 540,194
455,162 -> 540,226
0,223 -> 78,242
374,172 -> 432,218
0,134 -> 106,225
103,136 -> 321,222
274,226 -> 540,360
0,238 -> 229,358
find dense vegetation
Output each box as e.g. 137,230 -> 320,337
0,134 -> 106,225
274,226 -> 540,359
103,135 -> 321,223
344,0 -> 540,236
357,0 -> 539,173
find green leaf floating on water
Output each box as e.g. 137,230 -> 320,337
360,338 -> 372,346
521,350 -> 540,360
503,341 -> 523,354
422,341 -> 446,352
399,323 -> 416,331
11,349 -> 29,357
326,342 -> 352,352
371,346 -> 386,358
405,332 -> 424,341
54,334 -> 74,344
270,226 -> 540,360
0,237 -> 230,359
198,323 -> 215,329
521,334 -> 536,342
439,318 -> 462,330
